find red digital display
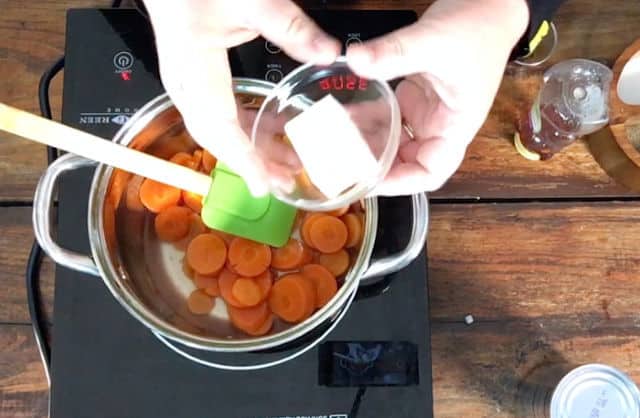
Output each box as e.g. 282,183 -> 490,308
319,75 -> 368,91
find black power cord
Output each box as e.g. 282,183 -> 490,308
37,56 -> 64,162
25,242 -> 51,383
26,54 -> 65,387
349,386 -> 367,417
26,0 -> 124,389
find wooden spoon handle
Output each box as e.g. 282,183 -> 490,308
0,103 -> 211,196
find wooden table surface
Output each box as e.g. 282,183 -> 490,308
1,0 -> 640,417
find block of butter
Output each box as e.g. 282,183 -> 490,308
284,94 -> 379,199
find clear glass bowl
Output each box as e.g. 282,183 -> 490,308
251,57 -> 401,211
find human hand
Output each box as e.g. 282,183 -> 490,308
346,0 -> 529,195
144,0 -> 340,195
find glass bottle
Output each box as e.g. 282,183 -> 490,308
515,59 -> 613,160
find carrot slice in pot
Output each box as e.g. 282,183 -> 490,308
308,215 -> 348,253
186,233 -> 227,275
228,237 -> 271,277
302,264 -> 338,308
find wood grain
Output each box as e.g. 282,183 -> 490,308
0,208 -> 54,325
1,1 -> 640,201
3,319 -> 640,418
432,320 -> 640,418
0,325 -> 48,418
429,201 -> 640,321
0,0 -> 110,203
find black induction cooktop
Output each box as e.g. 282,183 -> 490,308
52,8 -> 432,418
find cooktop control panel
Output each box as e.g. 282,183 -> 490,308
228,10 -> 417,83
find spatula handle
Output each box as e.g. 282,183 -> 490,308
0,103 -> 211,196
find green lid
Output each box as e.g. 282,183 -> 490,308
201,163 -> 296,247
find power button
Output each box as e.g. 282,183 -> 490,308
345,36 -> 362,48
265,68 -> 284,83
265,41 -> 281,54
113,51 -> 134,71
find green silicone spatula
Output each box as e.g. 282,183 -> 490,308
0,103 -> 296,247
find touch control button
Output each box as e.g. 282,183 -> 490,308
265,68 -> 284,83
265,41 -> 281,54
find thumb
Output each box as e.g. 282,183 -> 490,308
247,0 -> 340,65
346,21 -> 433,80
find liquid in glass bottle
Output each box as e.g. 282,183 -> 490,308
515,59 -> 613,160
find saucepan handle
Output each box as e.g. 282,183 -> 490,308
360,192 -> 429,282
32,153 -> 100,276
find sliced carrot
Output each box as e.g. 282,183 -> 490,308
103,199 -> 117,254
342,213 -> 364,248
227,302 -> 270,333
254,270 -> 273,301
107,169 -> 132,209
301,244 -> 314,265
228,238 -> 272,277
301,213 -> 324,248
271,238 -> 305,270
268,274 -> 315,323
154,206 -> 192,242
125,175 -> 145,212
174,213 -> 209,251
356,212 -> 365,234
171,151 -> 201,171
296,170 -> 323,198
187,290 -> 215,315
193,273 -> 220,297
243,314 -> 274,336
201,150 -> 217,174
218,269 -> 246,308
182,190 -> 203,213
308,215 -> 348,253
139,178 -> 182,213
182,256 -> 195,280
225,258 -> 236,274
302,275 -> 317,319
191,149 -> 203,171
231,278 -> 263,307
317,249 -> 350,277
170,151 -> 193,166
186,233 -> 227,275
146,132 -> 194,159
204,280 -> 220,297
211,229 -> 235,245
188,213 -> 208,235
194,273 -> 219,290
327,206 -> 349,217
302,264 -> 338,308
